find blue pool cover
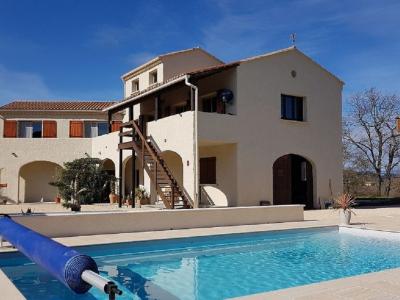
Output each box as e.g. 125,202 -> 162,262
0,216 -> 98,294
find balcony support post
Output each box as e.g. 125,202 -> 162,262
128,106 -> 136,208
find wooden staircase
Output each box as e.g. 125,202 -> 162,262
118,120 -> 193,209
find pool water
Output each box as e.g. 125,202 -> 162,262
2,227 -> 400,299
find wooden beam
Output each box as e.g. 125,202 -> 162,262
129,106 -> 135,208
154,96 -> 159,121
118,125 -> 123,208
107,110 -> 112,133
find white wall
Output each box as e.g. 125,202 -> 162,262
233,49 -> 343,207
124,64 -> 164,98
147,112 -> 195,202
199,144 -> 237,206
12,205 -> 305,237
0,138 -> 92,202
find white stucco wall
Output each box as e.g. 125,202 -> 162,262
231,49 -> 343,207
0,110 -> 122,203
162,49 -> 223,80
0,138 -> 92,202
124,64 -> 164,98
147,112 -> 195,203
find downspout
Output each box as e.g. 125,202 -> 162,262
184,75 -> 199,208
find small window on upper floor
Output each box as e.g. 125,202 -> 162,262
132,79 -> 139,93
149,70 -> 158,85
281,94 -> 304,121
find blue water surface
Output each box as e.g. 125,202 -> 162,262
1,227 -> 400,300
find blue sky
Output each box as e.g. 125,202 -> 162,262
0,0 -> 399,106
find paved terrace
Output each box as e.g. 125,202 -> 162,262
2,205 -> 400,299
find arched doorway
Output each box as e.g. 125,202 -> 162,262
19,161 -> 62,203
123,156 -> 140,197
273,154 -> 313,209
101,159 -> 115,203
160,151 -> 183,186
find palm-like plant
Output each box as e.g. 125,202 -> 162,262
333,193 -> 356,214
50,157 -> 116,209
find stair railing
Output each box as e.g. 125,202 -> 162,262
129,120 -> 194,208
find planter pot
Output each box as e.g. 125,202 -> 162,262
126,199 -> 133,206
135,199 -> 142,208
340,209 -> 351,225
140,197 -> 150,205
109,193 -> 118,204
71,205 -> 81,212
55,196 -> 61,204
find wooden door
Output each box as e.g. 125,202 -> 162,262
273,155 -> 292,205
200,157 -> 216,184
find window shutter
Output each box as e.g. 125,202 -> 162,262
43,121 -> 57,138
3,120 -> 17,138
69,121 -> 83,138
111,121 -> 122,132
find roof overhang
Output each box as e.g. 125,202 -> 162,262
105,75 -> 187,113
106,62 -> 240,113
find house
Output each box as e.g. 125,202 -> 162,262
0,46 -> 343,208
0,101 -> 124,203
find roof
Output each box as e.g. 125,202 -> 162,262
105,62 -> 239,112
0,101 -> 116,112
238,46 -> 344,84
121,47 -> 224,80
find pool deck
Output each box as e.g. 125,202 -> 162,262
2,207 -> 400,299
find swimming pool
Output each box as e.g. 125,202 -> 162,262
1,226 -> 400,299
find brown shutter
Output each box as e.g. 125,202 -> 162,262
3,120 -> 17,138
111,121 -> 122,132
43,121 -> 57,138
69,121 -> 83,138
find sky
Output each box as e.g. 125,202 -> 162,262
0,0 -> 399,107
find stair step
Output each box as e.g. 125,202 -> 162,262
118,130 -> 134,137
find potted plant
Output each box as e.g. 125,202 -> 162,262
63,202 -> 81,212
125,194 -> 133,206
333,193 -> 355,225
135,186 -> 150,205
109,181 -> 118,204
54,195 -> 61,204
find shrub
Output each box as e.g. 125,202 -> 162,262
50,157 -> 116,207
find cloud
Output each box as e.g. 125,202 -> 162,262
200,0 -> 400,61
0,65 -> 51,103
126,52 -> 156,67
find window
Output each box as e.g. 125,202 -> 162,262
18,121 -> 42,138
202,95 -> 225,114
202,96 -> 217,113
149,70 -> 158,84
281,94 -> 304,121
84,121 -> 109,138
98,122 -> 108,136
132,79 -> 139,93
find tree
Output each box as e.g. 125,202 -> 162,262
343,88 -> 400,196
50,157 -> 115,207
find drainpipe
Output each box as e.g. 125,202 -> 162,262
185,75 -> 199,208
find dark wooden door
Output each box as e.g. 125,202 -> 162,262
273,155 -> 292,205
200,157 -> 216,184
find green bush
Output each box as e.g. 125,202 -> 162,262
50,157 -> 116,207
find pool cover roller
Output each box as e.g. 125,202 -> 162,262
0,215 -> 98,294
